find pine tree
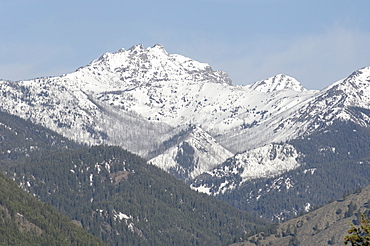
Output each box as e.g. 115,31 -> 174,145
344,213 -> 370,245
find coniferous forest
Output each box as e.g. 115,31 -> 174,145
0,171 -> 103,246
5,145 -> 270,245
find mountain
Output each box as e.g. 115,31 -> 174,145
231,185 -> 370,246
4,145 -> 269,246
0,44 -> 317,178
1,44 -> 370,222
0,171 -> 103,245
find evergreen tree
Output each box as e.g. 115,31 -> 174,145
344,213 -> 370,245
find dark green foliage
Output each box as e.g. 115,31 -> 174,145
6,145 -> 269,246
0,171 -> 103,246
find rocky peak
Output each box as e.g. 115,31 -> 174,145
318,66 -> 370,108
333,66 -> 370,90
128,43 -> 144,52
73,44 -> 233,87
249,74 -> 306,93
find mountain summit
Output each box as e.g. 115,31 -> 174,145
67,44 -> 232,93
249,74 -> 306,92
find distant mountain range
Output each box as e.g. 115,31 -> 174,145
1,44 -> 370,222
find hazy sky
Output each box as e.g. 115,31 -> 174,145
1,0 -> 369,89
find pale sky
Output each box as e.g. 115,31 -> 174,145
1,0 -> 370,89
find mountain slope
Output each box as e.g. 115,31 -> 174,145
217,66 -> 370,155
0,110 -> 80,162
0,171 -> 103,246
191,143 -> 302,195
4,145 -> 269,246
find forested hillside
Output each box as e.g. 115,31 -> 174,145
4,145 -> 270,246
0,171 -> 103,246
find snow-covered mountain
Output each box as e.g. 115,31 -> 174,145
0,44 -> 370,187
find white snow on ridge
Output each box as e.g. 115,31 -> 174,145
191,143 -> 302,195
236,143 -> 301,182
